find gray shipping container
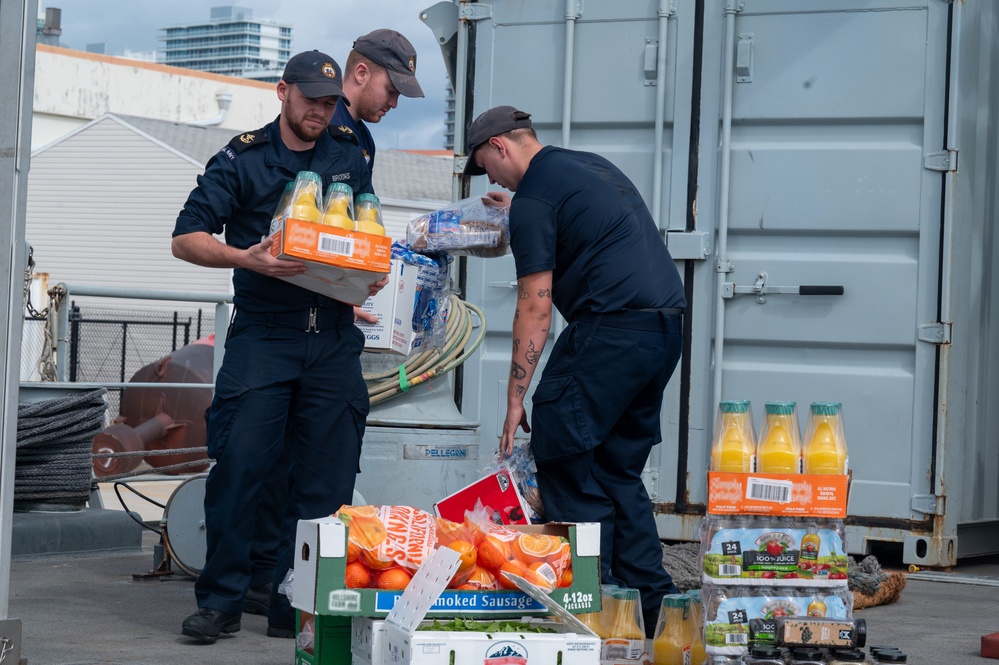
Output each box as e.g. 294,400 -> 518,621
359,0 -> 999,568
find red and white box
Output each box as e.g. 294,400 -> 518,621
434,470 -> 531,525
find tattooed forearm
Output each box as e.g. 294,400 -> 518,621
510,362 -> 527,380
515,385 -> 526,398
538,288 -> 551,298
514,309 -> 520,323
517,282 -> 529,300
525,339 -> 540,365
512,338 -> 520,354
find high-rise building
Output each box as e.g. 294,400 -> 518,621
159,6 -> 291,82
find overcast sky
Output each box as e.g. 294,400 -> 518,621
43,0 -> 452,150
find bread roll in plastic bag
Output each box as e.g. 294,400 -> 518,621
406,196 -> 510,257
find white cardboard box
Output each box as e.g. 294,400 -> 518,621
377,548 -> 600,665
357,259 -> 419,355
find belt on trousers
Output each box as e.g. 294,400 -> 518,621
573,307 -> 683,331
235,306 -> 353,333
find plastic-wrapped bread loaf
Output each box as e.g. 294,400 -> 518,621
406,196 -> 511,257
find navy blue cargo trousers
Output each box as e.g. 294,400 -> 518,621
528,309 -> 683,637
195,305 -> 368,626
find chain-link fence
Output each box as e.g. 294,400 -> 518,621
20,303 -> 217,419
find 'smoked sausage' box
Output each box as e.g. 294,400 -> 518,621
377,547 -> 600,665
292,516 -> 601,618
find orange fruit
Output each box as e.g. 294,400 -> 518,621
558,566 -> 573,588
347,517 -> 388,550
446,540 -> 478,573
338,505 -> 379,519
477,535 -> 512,571
512,533 -> 563,563
344,560 -> 372,588
374,567 -> 413,590
347,541 -> 361,562
360,548 -> 395,571
549,540 -> 572,567
497,559 -> 529,589
464,565 -> 498,590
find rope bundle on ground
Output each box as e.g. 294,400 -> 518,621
14,388 -> 108,508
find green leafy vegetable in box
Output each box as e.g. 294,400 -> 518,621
419,618 -> 557,633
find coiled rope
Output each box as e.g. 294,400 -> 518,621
14,388 -> 108,506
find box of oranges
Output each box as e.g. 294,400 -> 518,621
291,505 -> 601,619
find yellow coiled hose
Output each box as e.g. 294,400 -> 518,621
364,295 -> 486,405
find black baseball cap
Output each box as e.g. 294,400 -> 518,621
353,29 -> 424,98
463,106 -> 533,176
282,50 -> 348,102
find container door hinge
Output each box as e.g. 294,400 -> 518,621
911,493 -> 944,516
924,149 -> 958,172
918,321 -> 951,345
459,3 -> 493,21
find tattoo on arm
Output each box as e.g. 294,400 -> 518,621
517,282 -> 529,300
510,362 -> 527,380
538,288 -> 551,298
525,339 -> 541,365
512,338 -> 520,354
514,309 -> 520,323
515,385 -> 526,398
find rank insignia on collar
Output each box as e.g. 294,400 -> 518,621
239,133 -> 255,143
338,125 -> 353,134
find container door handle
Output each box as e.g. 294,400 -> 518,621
722,272 -> 845,303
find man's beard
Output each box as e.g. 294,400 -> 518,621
287,112 -> 326,144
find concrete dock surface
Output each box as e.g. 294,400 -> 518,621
8,527 -> 999,665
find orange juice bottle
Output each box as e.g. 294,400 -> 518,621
290,171 -> 322,223
803,402 -> 848,475
600,586 -> 645,661
575,610 -> 608,638
652,595 -> 692,665
354,193 -> 386,235
710,400 -> 756,472
756,401 -> 801,474
322,182 -> 355,230
686,590 -> 706,665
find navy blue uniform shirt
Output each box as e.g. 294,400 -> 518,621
332,100 -> 375,175
509,146 -> 686,321
173,116 -> 373,313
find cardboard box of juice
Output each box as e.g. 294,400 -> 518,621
701,584 -> 853,657
433,469 -> 532,525
268,216 -> 392,306
706,472 -> 850,518
700,522 -> 849,586
291,516 -> 601,618
356,258 -> 419,355
377,547 -> 600,665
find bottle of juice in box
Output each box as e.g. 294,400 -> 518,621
271,181 -> 295,229
652,595 -> 692,665
322,182 -> 355,230
355,193 -> 385,236
757,401 -> 801,474
803,402 -> 848,475
600,586 -> 645,662
290,171 -> 322,223
710,400 -> 756,473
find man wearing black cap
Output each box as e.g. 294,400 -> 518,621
333,28 -> 425,173
172,50 -> 383,644
465,105 -> 687,638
